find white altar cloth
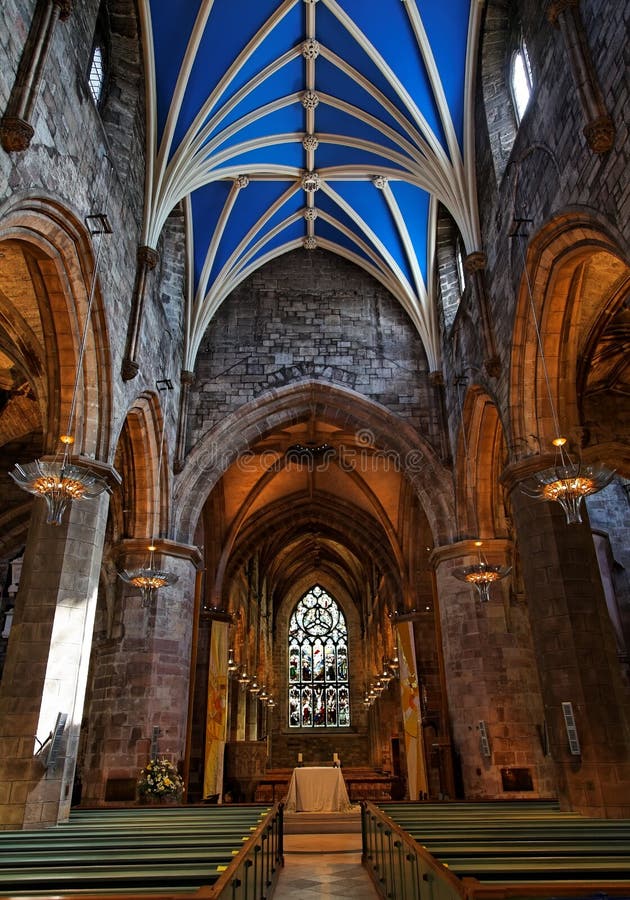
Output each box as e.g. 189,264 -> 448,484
284,766 -> 352,813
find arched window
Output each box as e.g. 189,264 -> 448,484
88,44 -> 106,106
455,236 -> 467,296
87,5 -> 109,109
288,585 -> 350,728
511,40 -> 533,124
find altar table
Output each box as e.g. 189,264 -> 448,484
284,766 -> 352,812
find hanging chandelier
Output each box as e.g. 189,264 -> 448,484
452,542 -> 512,603
451,378 -> 511,602
513,227 -> 614,523
9,181 -> 113,524
117,379 -> 178,604
519,436 -> 614,525
118,544 -> 178,607
10,446 -> 109,526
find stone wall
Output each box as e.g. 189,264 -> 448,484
188,249 -> 441,453
440,0 -> 630,455
0,0 -> 186,465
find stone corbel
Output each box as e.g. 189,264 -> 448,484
121,245 -> 159,380
547,0 -> 615,153
0,0 -> 73,152
464,251 -> 501,378
174,370 -> 194,473
116,537 -> 203,571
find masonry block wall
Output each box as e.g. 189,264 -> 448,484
440,0 -> 630,441
0,0 -> 186,464
188,248 -> 442,453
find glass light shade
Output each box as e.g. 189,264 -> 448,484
249,679 -> 261,695
520,459 -> 615,525
452,561 -> 512,603
237,668 -> 251,686
118,566 -> 178,607
10,459 -> 109,526
227,648 -> 239,673
266,695 -> 276,707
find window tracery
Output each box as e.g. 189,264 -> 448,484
288,586 -> 350,729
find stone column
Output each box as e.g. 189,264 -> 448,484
121,246 -> 159,381
504,463 -> 630,817
174,370 -> 194,473
431,539 -> 554,802
0,0 -> 72,152
547,0 -> 615,153
464,251 -> 501,378
81,539 -> 201,804
0,487 -> 111,829
246,694 -> 258,742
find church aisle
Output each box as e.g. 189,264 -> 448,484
274,834 -> 381,899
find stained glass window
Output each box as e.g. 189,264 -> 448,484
288,585 -> 350,728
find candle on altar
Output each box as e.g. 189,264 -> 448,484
297,752 -> 303,763
333,752 -> 338,763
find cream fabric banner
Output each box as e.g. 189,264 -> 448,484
397,620 -> 428,801
203,620 -> 229,800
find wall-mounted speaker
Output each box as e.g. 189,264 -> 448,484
561,702 -> 581,756
478,720 -> 491,758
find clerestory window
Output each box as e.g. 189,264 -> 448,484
88,44 -> 106,106
511,40 -> 533,125
288,585 -> 350,728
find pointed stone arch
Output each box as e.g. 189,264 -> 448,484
174,380 -> 455,547
114,391 -> 172,542
510,210 -> 630,474
455,385 -> 510,540
0,194 -> 112,460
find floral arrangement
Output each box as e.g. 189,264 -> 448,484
137,757 -> 184,802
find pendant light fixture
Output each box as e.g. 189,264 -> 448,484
118,379 -> 178,606
452,540 -> 512,603
9,168 -> 113,524
451,376 -> 511,601
514,227 -> 614,524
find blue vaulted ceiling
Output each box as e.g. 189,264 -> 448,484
140,0 -> 484,371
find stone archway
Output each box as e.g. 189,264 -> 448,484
510,210 -> 630,474
174,379 -> 455,548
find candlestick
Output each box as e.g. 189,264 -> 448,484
297,752 -> 303,764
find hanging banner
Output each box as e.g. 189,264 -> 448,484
203,620 -> 229,801
397,620 -> 428,801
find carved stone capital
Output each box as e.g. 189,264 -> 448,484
547,0 -> 578,27
181,369 -> 195,386
430,538 -> 513,570
484,355 -> 502,378
121,357 -> 140,381
137,245 -> 159,270
463,251 -> 487,274
429,370 -> 444,387
53,0 -> 74,20
583,115 -> 615,153
0,116 -> 34,152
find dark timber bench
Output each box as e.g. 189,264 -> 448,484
0,803 -> 279,897
363,800 -> 630,898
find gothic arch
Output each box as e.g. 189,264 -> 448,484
510,210 -> 630,474
0,194 -> 112,460
217,493 -> 403,612
112,391 -> 172,542
174,380 -> 456,547
455,385 -> 510,540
